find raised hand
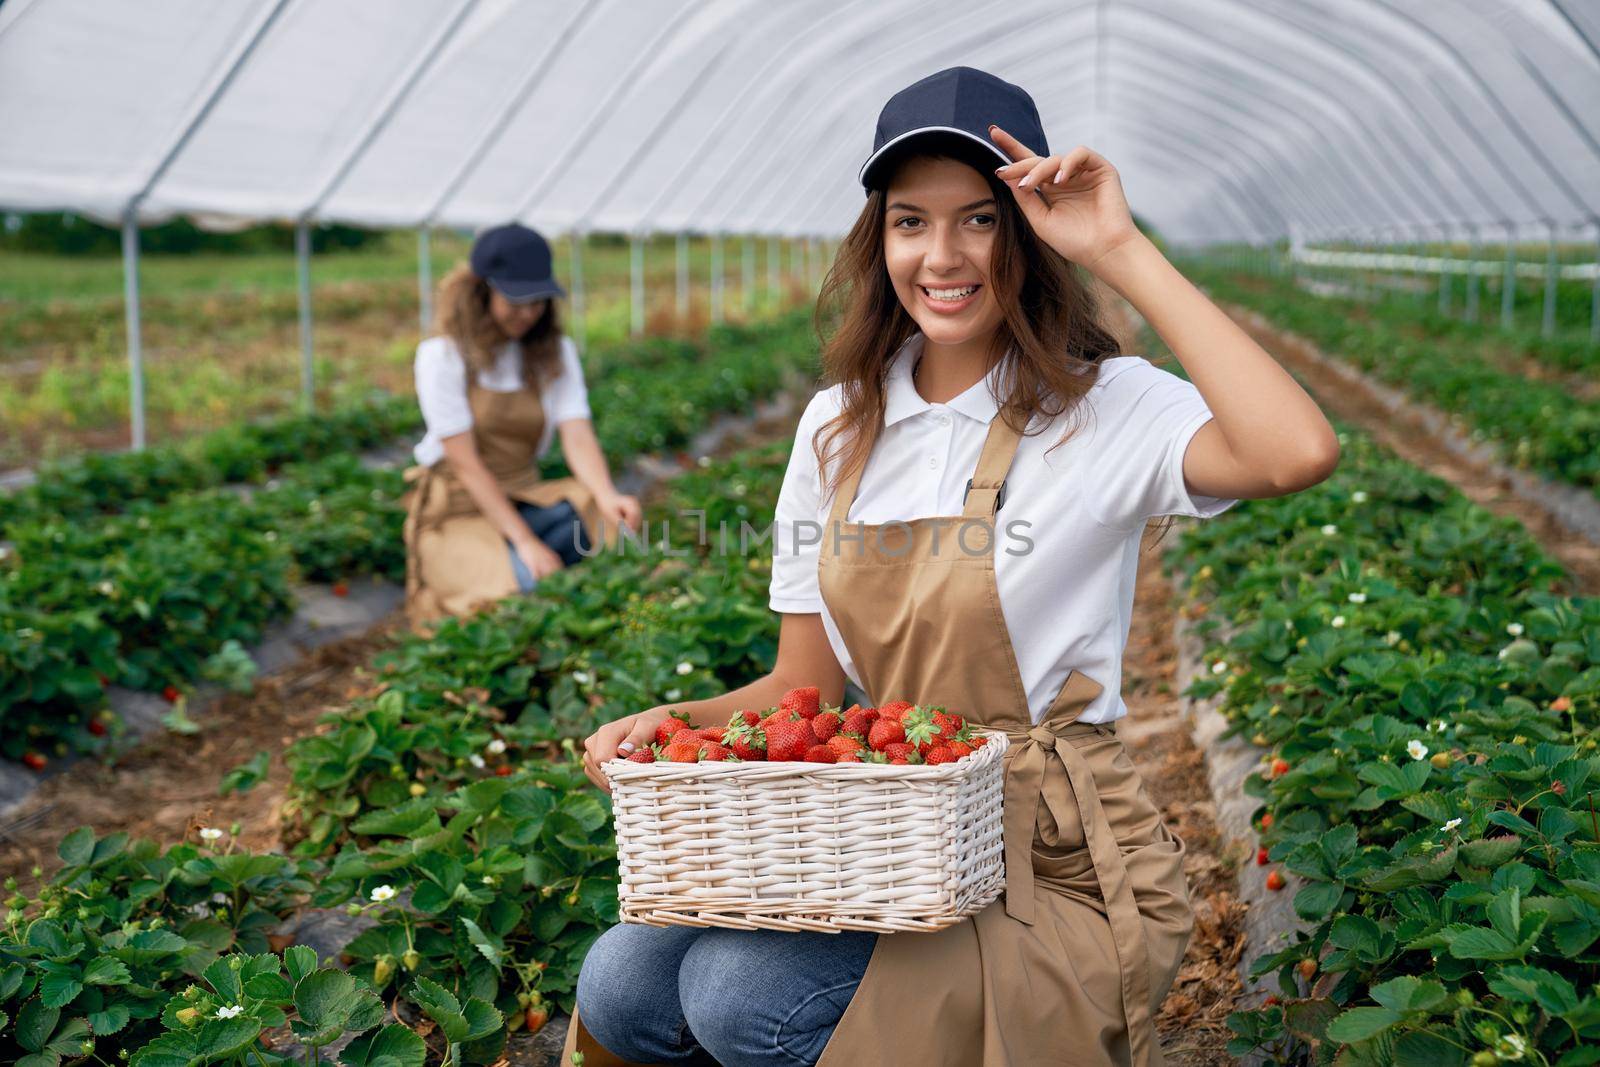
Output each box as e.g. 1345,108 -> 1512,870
988,126 -> 1143,271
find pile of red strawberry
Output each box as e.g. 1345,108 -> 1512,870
621,686 -> 990,765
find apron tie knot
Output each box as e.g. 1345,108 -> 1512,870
1026,725 -> 1058,751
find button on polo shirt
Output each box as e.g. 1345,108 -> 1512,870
769,331 -> 1238,725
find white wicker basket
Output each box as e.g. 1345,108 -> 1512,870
606,728 -> 1009,933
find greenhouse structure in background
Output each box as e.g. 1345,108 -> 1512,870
0,0 -> 1597,449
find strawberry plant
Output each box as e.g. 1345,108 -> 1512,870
1173,424 -> 1600,1063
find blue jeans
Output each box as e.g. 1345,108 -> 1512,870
576,924 -> 876,1066
506,499 -> 592,591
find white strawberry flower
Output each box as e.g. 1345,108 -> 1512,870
1407,739 -> 1429,761
572,671 -> 592,686
1505,622 -> 1524,636
1331,616 -> 1346,628
675,661 -> 694,676
1428,720 -> 1448,734
1347,592 -> 1366,604
1385,631 -> 1402,647
211,892 -> 228,903
264,530 -> 277,542
198,827 -> 224,842
1320,524 -> 1338,536
1351,491 -> 1368,503
1441,818 -> 1461,833
665,689 -> 682,701
1284,619 -> 1295,631
96,580 -> 115,596
216,1005 -> 243,1019
469,754 -> 486,769
486,739 -> 507,755
1211,660 -> 1228,675
369,885 -> 396,903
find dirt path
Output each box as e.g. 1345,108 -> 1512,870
1218,298 -> 1600,595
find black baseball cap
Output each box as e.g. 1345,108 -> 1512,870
470,223 -> 567,303
859,66 -> 1049,193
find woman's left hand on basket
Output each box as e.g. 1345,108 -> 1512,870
597,489 -> 643,534
583,705 -> 672,792
988,127 -> 1143,273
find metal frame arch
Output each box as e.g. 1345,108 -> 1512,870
1116,1 -> 1444,231
1221,0 -> 1505,225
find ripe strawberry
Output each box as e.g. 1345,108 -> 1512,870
699,742 -> 730,762
779,686 -> 821,719
888,757 -> 910,765
1259,813 -> 1274,830
656,711 -> 692,746
764,720 -> 812,762
811,711 -> 841,743
161,685 -> 181,704
948,740 -> 973,759
737,710 -> 761,727
827,735 -> 864,757
697,726 -> 727,744
877,700 -> 914,722
804,745 -> 837,763
725,721 -> 767,761
495,765 -> 514,777
867,720 -> 905,751
332,581 -> 350,598
664,739 -> 703,763
930,709 -> 964,742
923,745 -> 957,765
1256,847 -> 1269,866
882,742 -> 916,763
1265,870 -> 1286,892
626,748 -> 657,763
524,1004 -> 548,1034
1551,696 -> 1573,713
842,706 -> 877,737
96,673 -> 110,689
1269,757 -> 1290,778
902,708 -> 943,755
835,750 -> 863,763
22,751 -> 46,771
87,720 -> 108,737
970,735 -> 988,747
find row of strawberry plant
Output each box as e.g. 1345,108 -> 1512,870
1181,263 -> 1600,500
1172,427 -> 1600,1064
1,439 -> 794,1063
1,315 -> 812,763
1,327 -> 724,535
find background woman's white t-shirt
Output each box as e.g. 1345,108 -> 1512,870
767,333 -> 1239,725
412,334 -> 592,467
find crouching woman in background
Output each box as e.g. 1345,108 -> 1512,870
402,223 -> 640,630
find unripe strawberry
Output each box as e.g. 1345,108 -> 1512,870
524,1005 -> 548,1033
373,955 -> 394,984
1298,958 -> 1317,981
1430,752 -> 1452,769
409,783 -> 427,797
401,949 -> 421,970
1551,696 -> 1572,713
175,1007 -> 201,1027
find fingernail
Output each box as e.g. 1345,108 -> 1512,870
988,124 -> 997,132
1018,176 -> 1030,188
618,741 -> 635,753
994,165 -> 1006,175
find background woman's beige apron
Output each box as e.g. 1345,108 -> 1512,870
563,412 -> 1192,1067
401,379 -> 609,630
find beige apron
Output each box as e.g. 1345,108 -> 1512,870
401,378 -> 611,631
563,411 -> 1191,1067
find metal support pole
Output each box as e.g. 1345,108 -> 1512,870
1465,225 -> 1481,323
790,238 -> 802,287
676,232 -> 689,324
1591,223 -> 1599,346
767,235 -> 780,308
296,220 -> 314,413
570,230 -> 587,356
1501,226 -> 1517,331
417,227 -> 433,334
121,216 -> 145,451
1542,224 -> 1559,339
630,232 -> 644,338
742,235 -> 755,316
1438,226 -> 1452,317
710,232 -> 724,325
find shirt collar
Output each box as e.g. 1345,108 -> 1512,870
884,332 -> 1009,427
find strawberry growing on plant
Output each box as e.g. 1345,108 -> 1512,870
22,751 -> 47,771
162,684 -> 181,703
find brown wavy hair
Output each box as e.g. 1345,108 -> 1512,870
811,148 -> 1124,497
434,263 -> 565,387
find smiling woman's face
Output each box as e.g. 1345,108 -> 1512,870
882,155 -> 1007,350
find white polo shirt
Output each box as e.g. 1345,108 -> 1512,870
768,332 -> 1238,724
412,334 -> 592,467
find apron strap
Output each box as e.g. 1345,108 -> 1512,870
960,413 -> 1024,519
1002,724 -> 1157,1067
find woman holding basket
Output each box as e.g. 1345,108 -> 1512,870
571,66 -> 1338,1066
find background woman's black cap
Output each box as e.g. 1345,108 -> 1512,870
859,66 -> 1049,193
470,223 -> 567,303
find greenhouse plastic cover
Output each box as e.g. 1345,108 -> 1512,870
0,0 -> 1597,245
